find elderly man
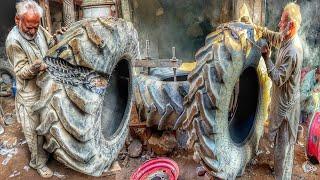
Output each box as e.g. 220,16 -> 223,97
5,0 -> 55,178
300,66 -> 320,122
255,2 -> 303,180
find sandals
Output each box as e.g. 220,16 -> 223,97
37,165 -> 53,178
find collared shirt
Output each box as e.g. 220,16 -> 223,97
5,26 -> 54,103
257,26 -> 303,142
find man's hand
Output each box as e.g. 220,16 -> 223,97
30,59 -> 47,73
53,27 -> 68,43
55,27 -> 67,35
261,44 -> 271,61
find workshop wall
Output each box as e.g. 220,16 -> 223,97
129,0 -> 264,61
0,0 -> 16,59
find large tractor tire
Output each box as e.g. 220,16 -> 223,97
0,59 -> 15,97
33,17 -> 139,176
182,22 -> 271,179
134,68 -> 189,130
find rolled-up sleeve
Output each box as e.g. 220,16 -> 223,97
255,25 -> 281,48
265,54 -> 296,87
6,43 -> 36,80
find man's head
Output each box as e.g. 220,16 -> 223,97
278,3 -> 301,41
15,0 -> 43,40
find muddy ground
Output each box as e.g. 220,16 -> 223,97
0,97 -> 319,180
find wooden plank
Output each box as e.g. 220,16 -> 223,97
39,0 -> 52,33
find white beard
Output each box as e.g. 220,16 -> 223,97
18,29 -> 36,41
280,23 -> 290,41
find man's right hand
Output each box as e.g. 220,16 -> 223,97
30,59 -> 47,73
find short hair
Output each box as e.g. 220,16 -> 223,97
16,0 -> 43,18
283,2 -> 302,29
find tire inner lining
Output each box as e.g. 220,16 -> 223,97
101,59 -> 130,139
229,67 -> 259,145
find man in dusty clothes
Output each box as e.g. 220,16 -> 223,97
5,0 -> 55,178
255,2 -> 303,180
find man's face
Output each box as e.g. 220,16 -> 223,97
15,11 -> 40,40
278,12 -> 290,34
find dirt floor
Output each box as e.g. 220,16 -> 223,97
0,97 -> 319,180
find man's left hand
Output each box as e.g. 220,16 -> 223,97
53,27 -> 68,43
55,27 -> 67,35
39,63 -> 47,72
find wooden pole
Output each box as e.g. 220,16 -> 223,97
39,0 -> 52,33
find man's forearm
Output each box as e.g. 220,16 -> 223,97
255,25 -> 281,48
16,64 -> 38,80
264,58 -> 282,87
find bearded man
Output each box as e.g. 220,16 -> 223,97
255,2 -> 303,179
5,0 -> 55,178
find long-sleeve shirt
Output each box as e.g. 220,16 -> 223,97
256,26 -> 303,142
5,26 -> 54,103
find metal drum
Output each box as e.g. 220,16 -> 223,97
307,111 -> 320,163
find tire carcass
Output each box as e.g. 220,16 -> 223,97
134,68 -> 190,130
183,22 -> 271,179
33,17 -> 139,176
134,22 -> 271,179
0,59 -> 15,97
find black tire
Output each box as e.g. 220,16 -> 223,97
182,22 -> 270,179
0,59 -> 15,96
34,17 -> 139,176
134,68 -> 189,130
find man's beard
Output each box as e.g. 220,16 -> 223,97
280,23 -> 290,41
18,28 -> 36,41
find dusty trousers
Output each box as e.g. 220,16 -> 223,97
274,119 -> 295,180
16,98 -> 48,169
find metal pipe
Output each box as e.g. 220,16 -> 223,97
172,47 -> 177,82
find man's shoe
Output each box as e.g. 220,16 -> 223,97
37,165 -> 53,178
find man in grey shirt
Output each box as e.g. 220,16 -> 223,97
5,1 -> 54,178
256,2 -> 303,180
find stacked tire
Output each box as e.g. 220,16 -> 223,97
134,68 -> 189,130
